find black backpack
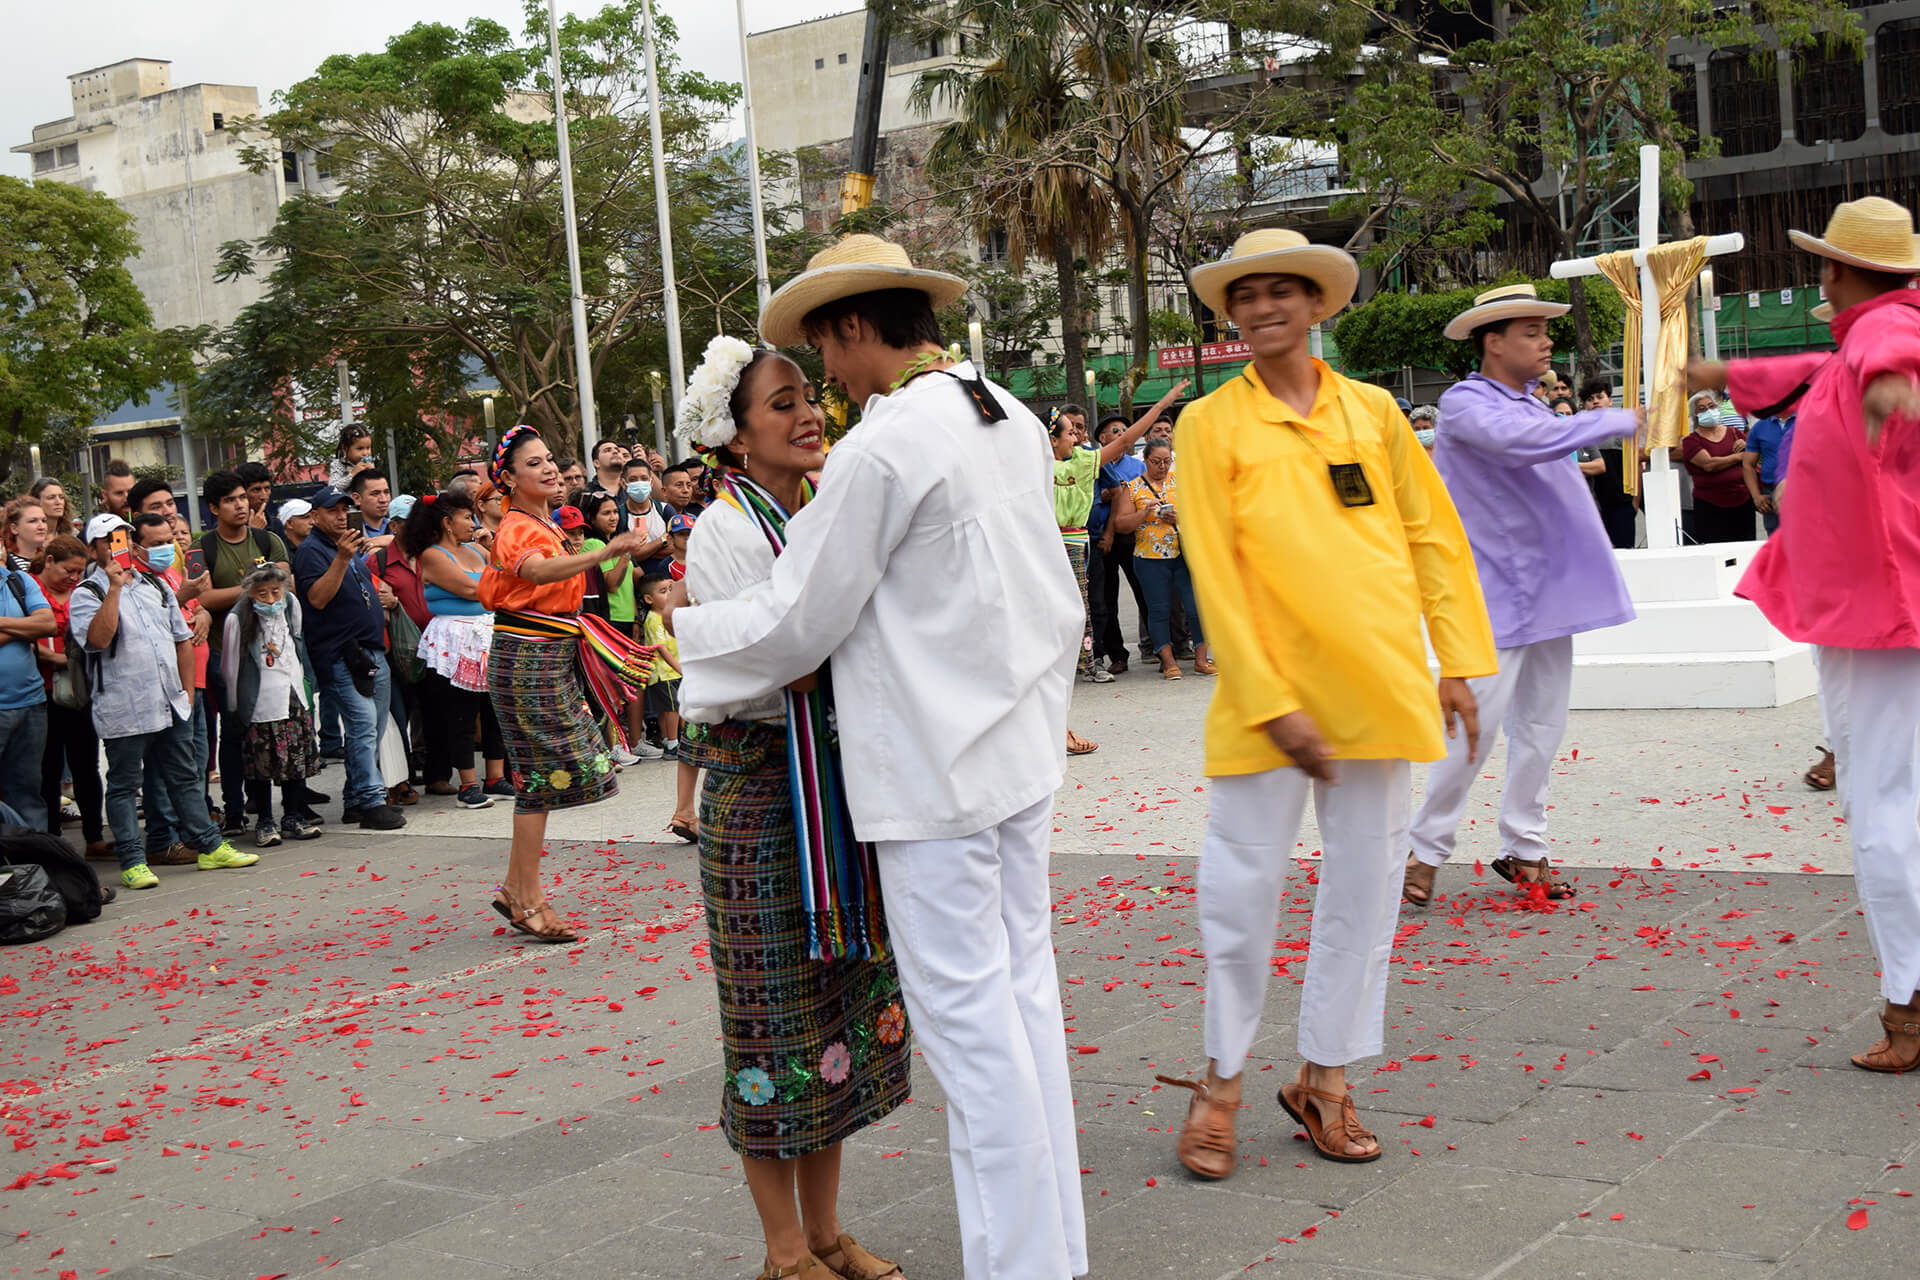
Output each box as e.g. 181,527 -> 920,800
0,826 -> 108,925
0,864 -> 66,945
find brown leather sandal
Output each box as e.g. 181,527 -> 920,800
817,1233 -> 905,1280
758,1255 -> 839,1280
1805,747 -> 1836,791
1066,730 -> 1099,756
497,888 -> 580,944
1491,856 -> 1574,900
1402,854 -> 1436,910
1851,1007 -> 1920,1074
1277,1068 -> 1381,1164
1153,1074 -> 1240,1179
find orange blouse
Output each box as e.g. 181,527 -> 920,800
489,509 -> 584,615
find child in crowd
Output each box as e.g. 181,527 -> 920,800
328,424 -> 375,489
220,564 -> 324,846
556,504 -> 587,556
639,574 -> 683,751
666,512 -> 693,582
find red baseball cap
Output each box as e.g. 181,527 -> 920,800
555,505 -> 588,530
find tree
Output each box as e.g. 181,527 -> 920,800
194,3 -> 796,471
1339,0 -> 1858,381
1333,278 -> 1623,379
0,177 -> 196,485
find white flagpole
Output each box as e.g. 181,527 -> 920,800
643,0 -> 687,454
736,0 -> 773,325
547,0 -> 600,457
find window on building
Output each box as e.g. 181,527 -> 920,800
1670,60 -> 1701,154
56,144 -> 78,168
839,52 -> 848,64
33,150 -> 54,173
1793,45 -> 1866,144
1709,52 -> 1783,157
282,151 -> 300,184
211,112 -> 225,131
980,227 -> 1010,264
815,57 -> 826,69
313,150 -> 333,181
1882,18 -> 1920,135
928,36 -> 943,58
960,33 -> 968,55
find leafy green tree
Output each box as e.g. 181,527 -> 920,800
0,177 -> 196,485
1340,0 -> 1857,381
1333,278 -> 1623,378
194,2 -> 797,472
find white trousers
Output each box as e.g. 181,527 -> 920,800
1199,761 -> 1411,1072
1410,635 -> 1574,867
1816,646 -> 1920,1003
876,796 -> 1087,1280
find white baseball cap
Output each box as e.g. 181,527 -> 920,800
83,513 -> 132,543
278,498 -> 314,520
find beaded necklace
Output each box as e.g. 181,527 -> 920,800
888,350 -> 952,394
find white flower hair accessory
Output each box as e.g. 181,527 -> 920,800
676,334 -> 758,451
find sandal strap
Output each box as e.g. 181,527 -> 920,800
1882,1013 -> 1920,1037
830,1234 -> 902,1280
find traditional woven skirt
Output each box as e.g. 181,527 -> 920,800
241,693 -> 320,783
699,719 -> 911,1159
487,627 -> 617,815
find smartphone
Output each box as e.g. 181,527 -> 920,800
185,546 -> 208,579
347,510 -> 365,535
109,528 -> 132,570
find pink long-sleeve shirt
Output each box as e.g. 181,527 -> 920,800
1733,288 -> 1920,649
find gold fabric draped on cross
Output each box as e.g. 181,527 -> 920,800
1591,237 -> 1710,496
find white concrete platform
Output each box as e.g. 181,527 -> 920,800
1571,541 -> 1813,709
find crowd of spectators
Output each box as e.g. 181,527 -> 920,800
0,433 -> 707,895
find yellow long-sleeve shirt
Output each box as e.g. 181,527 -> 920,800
1177,360 -> 1497,777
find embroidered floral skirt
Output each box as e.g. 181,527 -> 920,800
699,719 -> 911,1159
487,628 -> 617,815
241,694 -> 320,783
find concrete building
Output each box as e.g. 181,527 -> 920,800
12,58 -> 338,491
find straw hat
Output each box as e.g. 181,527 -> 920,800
1788,197 -> 1920,274
1443,283 -> 1571,340
1810,301 -> 1835,323
760,234 -> 969,347
1187,229 -> 1358,324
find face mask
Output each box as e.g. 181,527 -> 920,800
626,480 -> 652,502
143,543 -> 176,572
1695,410 -> 1716,426
255,598 -> 286,616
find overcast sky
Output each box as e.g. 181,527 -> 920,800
3,0 -> 851,179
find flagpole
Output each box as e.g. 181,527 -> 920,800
643,0 -> 687,455
547,0 -> 600,456
735,0 -> 773,326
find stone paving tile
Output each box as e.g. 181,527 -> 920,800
553,1222 -> 769,1280
1423,1085 -> 1725,1181
1773,1178 -> 1920,1278
403,1108 -> 694,1197
329,1242 -> 522,1277
1564,1141 -> 1886,1258
155,1180 -> 488,1277
12,1201 -> 255,1279
1497,1235 -> 1780,1279
403,1163 -> 727,1262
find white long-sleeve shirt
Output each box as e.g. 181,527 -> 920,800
675,361 -> 1082,843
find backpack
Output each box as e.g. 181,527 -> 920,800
197,527 -> 276,573
0,826 -> 106,925
0,864 -> 66,945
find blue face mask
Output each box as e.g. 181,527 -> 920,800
143,543 -> 176,572
255,598 -> 286,616
626,480 -> 652,502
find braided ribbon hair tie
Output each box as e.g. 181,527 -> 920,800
489,424 -> 540,487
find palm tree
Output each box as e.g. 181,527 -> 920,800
911,2 -> 1119,404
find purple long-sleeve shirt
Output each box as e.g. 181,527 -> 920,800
1433,373 -> 1637,648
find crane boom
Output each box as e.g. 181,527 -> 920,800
841,8 -> 890,214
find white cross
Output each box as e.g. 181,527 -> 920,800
1550,145 -> 1745,550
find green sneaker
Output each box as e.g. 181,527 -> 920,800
121,864 -> 159,890
197,841 -> 259,870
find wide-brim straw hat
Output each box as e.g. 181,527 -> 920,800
760,234 -> 970,347
1788,197 -> 1920,274
1443,282 -> 1571,340
1811,301 -> 1836,323
1188,229 -> 1358,325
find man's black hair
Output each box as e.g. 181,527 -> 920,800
1470,318 -> 1519,360
622,456 -> 653,475
636,572 -> 672,598
104,458 -> 133,479
127,478 -> 174,511
348,468 -> 389,496
660,461 -> 693,478
234,460 -> 273,488
1578,378 -> 1611,404
801,287 -> 945,350
202,469 -> 247,508
130,511 -> 172,541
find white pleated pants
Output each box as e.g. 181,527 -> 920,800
1410,635 -> 1574,868
1199,761 -> 1411,1072
875,796 -> 1087,1280
1816,645 -> 1920,1003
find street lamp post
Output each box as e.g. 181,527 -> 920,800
546,0 -> 600,459
648,370 -> 669,461
642,0 -> 686,442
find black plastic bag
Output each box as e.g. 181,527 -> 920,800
0,864 -> 66,945
0,826 -> 107,924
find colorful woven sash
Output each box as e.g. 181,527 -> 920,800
494,608 -> 654,749
715,469 -> 886,962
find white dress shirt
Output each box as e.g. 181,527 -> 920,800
679,498 -> 787,726
676,361 -> 1082,843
